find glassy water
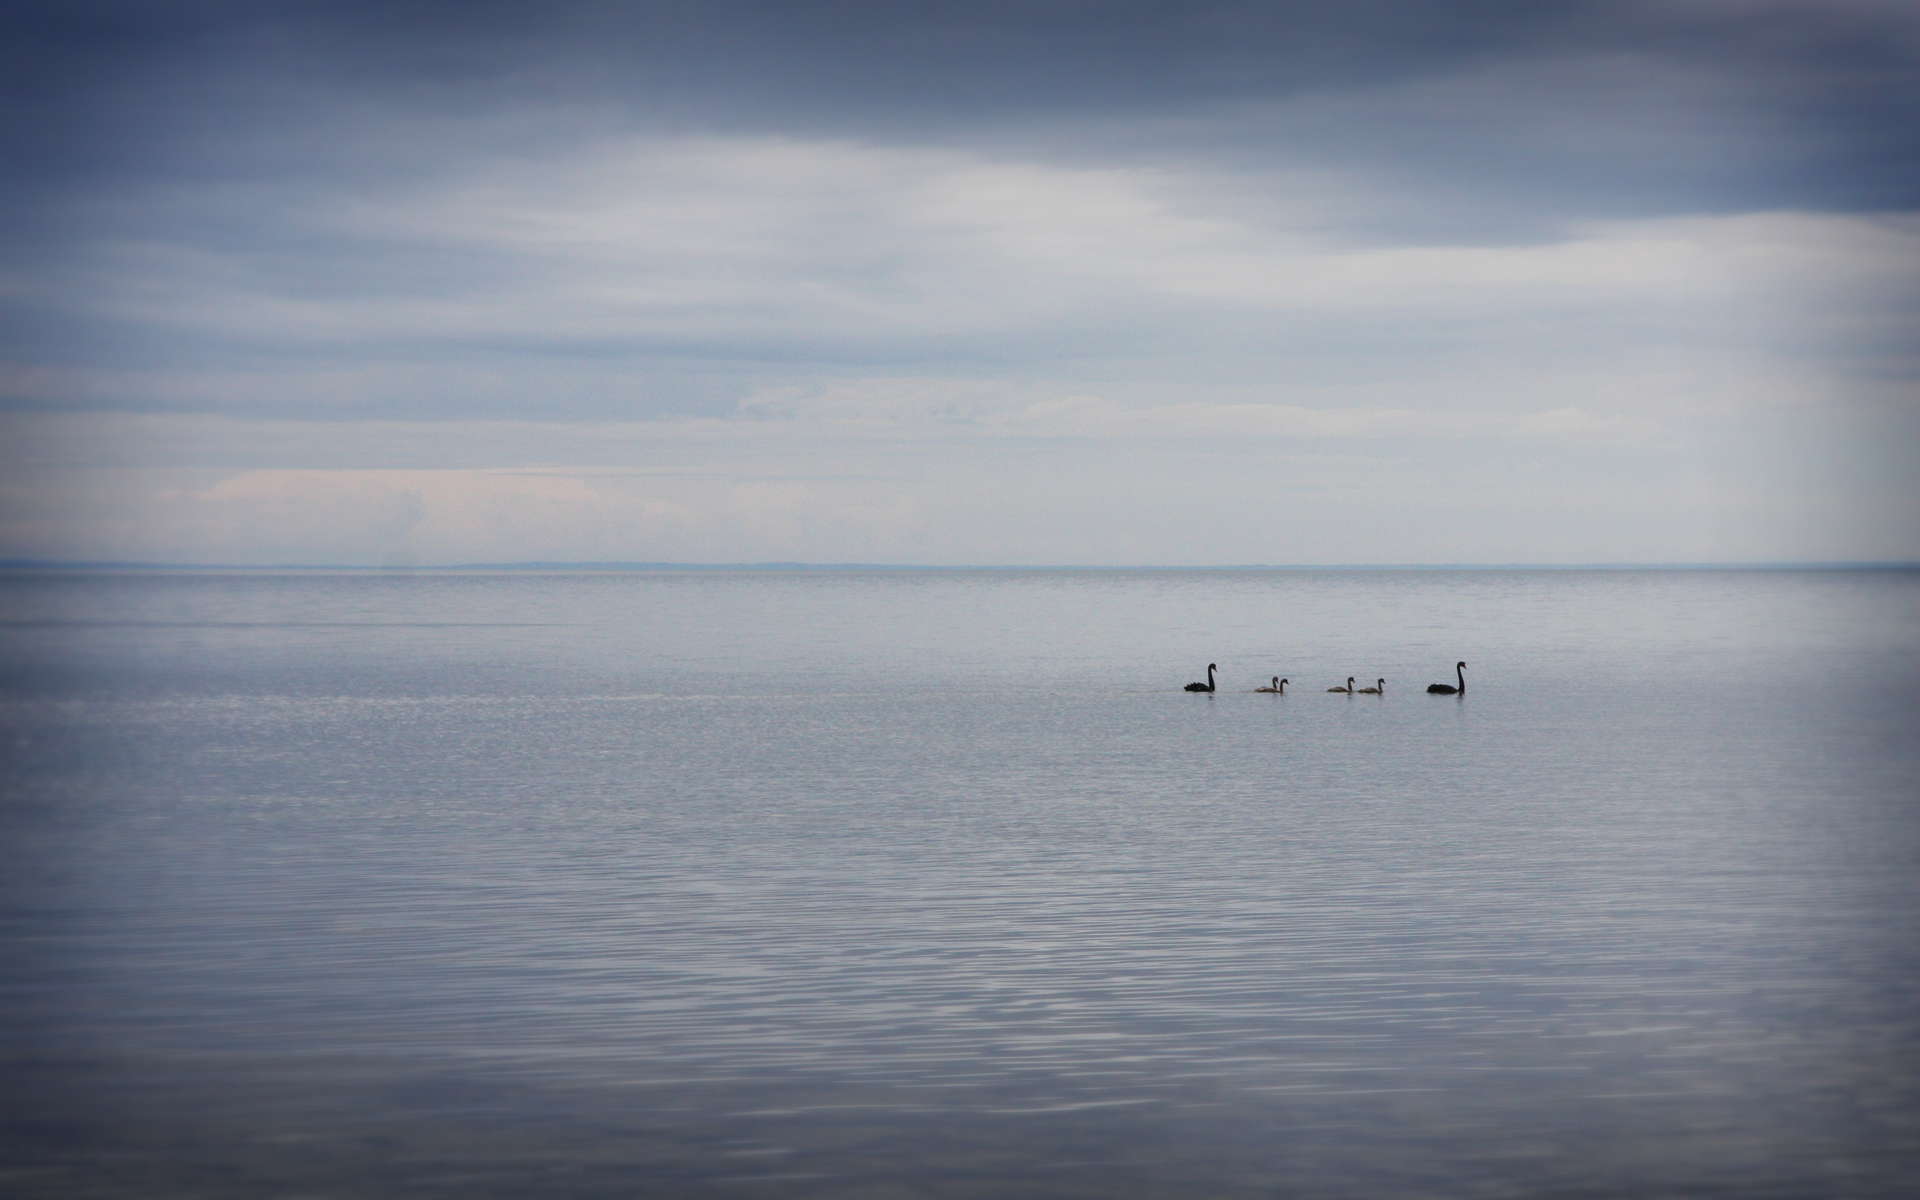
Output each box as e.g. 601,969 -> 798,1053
3,568 -> 1917,1198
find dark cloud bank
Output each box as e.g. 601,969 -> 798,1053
11,0 -> 1916,207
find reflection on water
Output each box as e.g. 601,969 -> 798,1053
3,569 -> 1918,1197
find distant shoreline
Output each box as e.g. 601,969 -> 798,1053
4,561 -> 1916,574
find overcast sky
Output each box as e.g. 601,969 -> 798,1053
3,0 -> 1916,565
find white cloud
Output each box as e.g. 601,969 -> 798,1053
71,136 -> 1916,367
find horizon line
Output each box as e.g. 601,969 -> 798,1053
4,559 -> 1917,573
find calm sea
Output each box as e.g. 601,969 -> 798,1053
3,568 -> 1917,1198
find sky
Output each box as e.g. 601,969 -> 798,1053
3,0 -> 1916,566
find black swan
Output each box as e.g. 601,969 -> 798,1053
1185,664 -> 1218,692
1255,676 -> 1287,693
1328,677 -> 1354,693
1427,662 -> 1466,694
1357,678 -> 1384,694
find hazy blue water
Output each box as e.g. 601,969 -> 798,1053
3,568 -> 1917,1198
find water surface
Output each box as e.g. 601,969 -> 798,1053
4,568 -> 1917,1197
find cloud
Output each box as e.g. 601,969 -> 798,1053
2,467 -> 925,566
158,471 -> 428,562
2,1 -> 1913,564
12,0 -> 1913,230
9,376 -> 1909,566
734,380 -> 1677,449
32,136 -> 1912,420
0,468 -> 421,564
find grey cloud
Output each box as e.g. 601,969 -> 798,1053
14,164 -> 1912,423
1,1 -> 1914,567
11,2 -> 1914,280
9,2 -> 1916,205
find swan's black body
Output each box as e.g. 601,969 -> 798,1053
1185,663 -> 1218,693
1427,662 -> 1466,694
1255,676 -> 1286,693
1357,678 -> 1384,694
1328,677 -> 1354,693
